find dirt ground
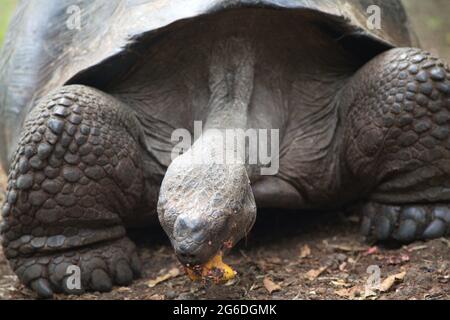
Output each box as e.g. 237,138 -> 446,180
0,168 -> 449,300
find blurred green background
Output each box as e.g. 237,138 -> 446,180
0,0 -> 449,60
0,0 -> 16,45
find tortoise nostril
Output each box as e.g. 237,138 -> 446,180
174,214 -> 206,235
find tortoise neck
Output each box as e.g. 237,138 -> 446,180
204,36 -> 255,131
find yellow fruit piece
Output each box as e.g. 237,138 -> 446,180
185,253 -> 236,283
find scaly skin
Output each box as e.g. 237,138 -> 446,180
0,85 -> 145,297
343,48 -> 450,242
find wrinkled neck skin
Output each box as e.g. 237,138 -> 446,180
157,37 -> 260,265
195,36 -> 255,170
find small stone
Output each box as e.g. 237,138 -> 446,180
165,290 -> 177,300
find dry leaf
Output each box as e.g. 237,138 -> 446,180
335,288 -> 350,297
407,245 -> 428,252
299,244 -> 311,258
335,286 -> 362,299
263,277 -> 281,294
364,246 -> 379,255
331,279 -> 352,288
387,254 -> 410,265
267,256 -> 282,264
327,244 -> 366,252
380,271 -> 406,292
147,267 -> 180,288
305,267 -> 327,281
441,238 -> 450,248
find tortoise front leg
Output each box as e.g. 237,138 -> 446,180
341,48 -> 450,243
1,85 -> 145,298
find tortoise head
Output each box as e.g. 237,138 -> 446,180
157,135 -> 257,266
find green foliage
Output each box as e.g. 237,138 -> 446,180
0,0 -> 17,46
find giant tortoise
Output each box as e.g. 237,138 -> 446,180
0,0 -> 449,298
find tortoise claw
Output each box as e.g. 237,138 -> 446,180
31,278 -> 54,299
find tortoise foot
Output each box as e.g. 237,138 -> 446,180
360,202 -> 450,243
11,237 -> 141,299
